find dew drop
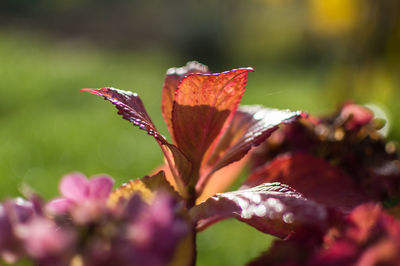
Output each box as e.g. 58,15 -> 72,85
252,194 -> 261,204
253,110 -> 265,120
266,198 -> 284,212
235,197 -> 249,209
254,205 -> 267,217
283,212 -> 294,224
241,209 -> 252,219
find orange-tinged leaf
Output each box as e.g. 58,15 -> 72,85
196,105 -> 302,194
196,157 -> 248,204
152,164 -> 177,193
162,61 -> 209,141
163,143 -> 193,187
172,68 -> 253,181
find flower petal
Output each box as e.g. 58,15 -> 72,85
17,217 -> 74,259
46,198 -> 73,214
116,193 -> 194,266
88,175 -> 114,201
59,172 -> 89,202
340,103 -> 373,131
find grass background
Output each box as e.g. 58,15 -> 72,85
0,30 -> 399,265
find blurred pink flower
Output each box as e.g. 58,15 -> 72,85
340,103 -> 373,131
0,198 -> 35,263
16,216 -> 74,263
46,172 -> 114,222
84,193 -> 192,266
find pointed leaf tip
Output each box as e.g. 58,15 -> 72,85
82,87 -> 192,195
81,87 -> 166,144
80,88 -> 104,95
80,88 -> 95,92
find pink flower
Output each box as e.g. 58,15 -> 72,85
46,172 -> 114,222
16,217 -> 74,261
0,198 -> 35,263
340,103 -> 373,131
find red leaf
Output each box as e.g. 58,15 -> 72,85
171,68 -> 253,180
243,152 -> 369,212
81,88 -> 167,144
161,61 -> 209,141
190,182 -> 328,238
340,102 -> 373,131
81,88 -> 192,197
196,105 -> 302,193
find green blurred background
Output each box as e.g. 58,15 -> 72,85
0,0 -> 399,265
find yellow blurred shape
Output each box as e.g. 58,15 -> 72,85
108,179 -> 155,207
309,0 -> 360,36
258,0 -> 294,6
168,233 -> 195,266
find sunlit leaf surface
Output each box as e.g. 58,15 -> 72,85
197,106 -> 302,193
162,61 -> 209,141
244,152 -> 370,212
172,68 -> 253,174
191,182 -> 328,238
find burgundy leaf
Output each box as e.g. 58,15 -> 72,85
243,152 -> 369,212
161,61 -> 209,141
81,88 -> 167,144
172,68 -> 253,180
190,182 -> 328,238
81,88 -> 191,196
249,102 -> 400,204
248,203 -> 400,266
196,105 -> 303,193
